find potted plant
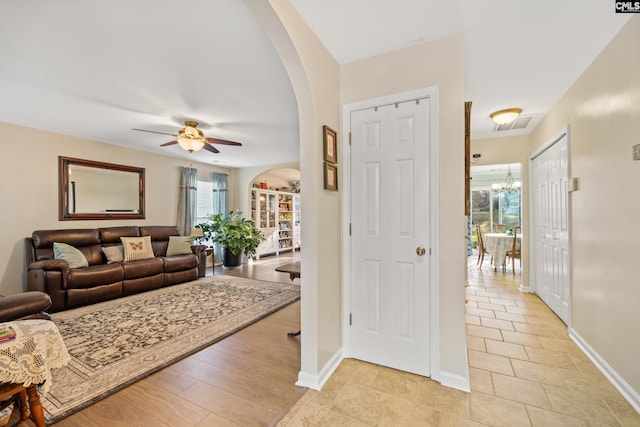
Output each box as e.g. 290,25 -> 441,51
194,210 -> 264,268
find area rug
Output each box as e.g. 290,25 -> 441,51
42,275 -> 300,424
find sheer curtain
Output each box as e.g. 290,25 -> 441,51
177,167 -> 198,236
211,172 -> 229,256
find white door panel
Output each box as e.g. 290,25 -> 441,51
350,99 -> 430,376
532,133 -> 570,323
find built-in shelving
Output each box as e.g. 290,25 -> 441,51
251,189 -> 300,257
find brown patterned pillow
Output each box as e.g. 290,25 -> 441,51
120,236 -> 154,261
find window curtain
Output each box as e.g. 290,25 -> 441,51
211,172 -> 229,257
177,166 -> 198,236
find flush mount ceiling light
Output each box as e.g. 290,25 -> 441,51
490,108 -> 523,125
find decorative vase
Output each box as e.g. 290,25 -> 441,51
222,247 -> 244,268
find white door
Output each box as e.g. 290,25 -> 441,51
531,132 -> 570,323
350,99 -> 430,376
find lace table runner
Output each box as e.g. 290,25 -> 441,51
0,319 -> 70,395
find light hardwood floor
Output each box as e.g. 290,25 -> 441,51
47,251 -> 303,427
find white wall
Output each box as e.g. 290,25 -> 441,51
530,15 -> 640,404
0,121 -> 231,295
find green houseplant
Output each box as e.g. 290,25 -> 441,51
194,210 -> 264,268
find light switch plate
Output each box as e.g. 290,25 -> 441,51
633,144 -> 640,160
568,177 -> 579,192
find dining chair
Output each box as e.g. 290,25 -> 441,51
475,225 -> 490,269
494,223 -> 507,233
506,226 -> 522,274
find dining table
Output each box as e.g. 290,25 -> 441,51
0,319 -> 70,427
483,232 -> 522,271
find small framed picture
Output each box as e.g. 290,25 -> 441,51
323,125 -> 338,164
324,162 -> 338,191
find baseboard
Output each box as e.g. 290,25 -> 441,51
569,328 -> 640,413
295,348 -> 343,390
440,370 -> 470,392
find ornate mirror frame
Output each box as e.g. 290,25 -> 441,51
58,156 -> 145,220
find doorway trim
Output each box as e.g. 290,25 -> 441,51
528,125 -> 572,326
341,86 -> 441,383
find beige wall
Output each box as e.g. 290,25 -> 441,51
248,0 -> 343,383
0,122 -> 231,296
341,34 -> 468,385
530,16 -> 640,399
471,135 -> 531,288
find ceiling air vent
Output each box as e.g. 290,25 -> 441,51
495,114 -> 535,132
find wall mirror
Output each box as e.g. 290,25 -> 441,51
59,156 -> 145,220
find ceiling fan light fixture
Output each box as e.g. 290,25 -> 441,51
177,134 -> 205,153
490,108 -> 523,125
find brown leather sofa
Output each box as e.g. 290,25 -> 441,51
0,291 -> 52,322
25,226 -> 206,311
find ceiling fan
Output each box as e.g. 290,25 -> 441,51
132,120 -> 242,153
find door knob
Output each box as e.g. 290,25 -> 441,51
416,246 -> 426,256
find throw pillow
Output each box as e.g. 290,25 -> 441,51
166,236 -> 195,256
53,242 -> 89,269
120,236 -> 155,262
102,245 -> 124,263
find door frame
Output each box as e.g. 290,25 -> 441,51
341,87 -> 441,381
528,125 -> 572,327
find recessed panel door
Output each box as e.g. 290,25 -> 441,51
350,99 -> 430,376
532,134 -> 570,323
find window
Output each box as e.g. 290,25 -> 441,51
196,180 -> 213,226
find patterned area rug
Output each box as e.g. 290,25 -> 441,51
42,275 -> 300,424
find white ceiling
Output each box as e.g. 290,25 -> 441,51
0,1 -> 631,168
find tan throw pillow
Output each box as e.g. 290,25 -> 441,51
120,236 -> 155,262
102,245 -> 124,263
53,242 -> 89,268
166,236 -> 195,256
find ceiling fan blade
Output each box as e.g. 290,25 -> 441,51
205,137 -> 242,146
132,128 -> 178,137
203,143 -> 220,154
160,140 -> 178,147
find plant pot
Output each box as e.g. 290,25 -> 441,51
222,247 -> 244,268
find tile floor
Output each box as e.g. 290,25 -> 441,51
277,260 -> 640,426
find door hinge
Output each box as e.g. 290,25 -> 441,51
349,132 -> 352,145
349,313 -> 352,326
429,248 -> 432,256
349,223 -> 352,236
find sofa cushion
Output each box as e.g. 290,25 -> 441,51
102,245 -> 124,264
32,229 -> 100,262
162,254 -> 198,273
139,226 -> 180,256
67,264 -> 123,289
121,236 -> 154,261
53,242 -> 89,269
122,257 -> 164,280
99,226 -> 140,244
166,236 -> 195,256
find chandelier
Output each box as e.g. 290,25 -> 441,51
492,166 -> 521,192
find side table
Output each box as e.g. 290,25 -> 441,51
0,319 -> 70,427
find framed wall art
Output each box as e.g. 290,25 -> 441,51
324,162 -> 338,191
323,125 -> 338,164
